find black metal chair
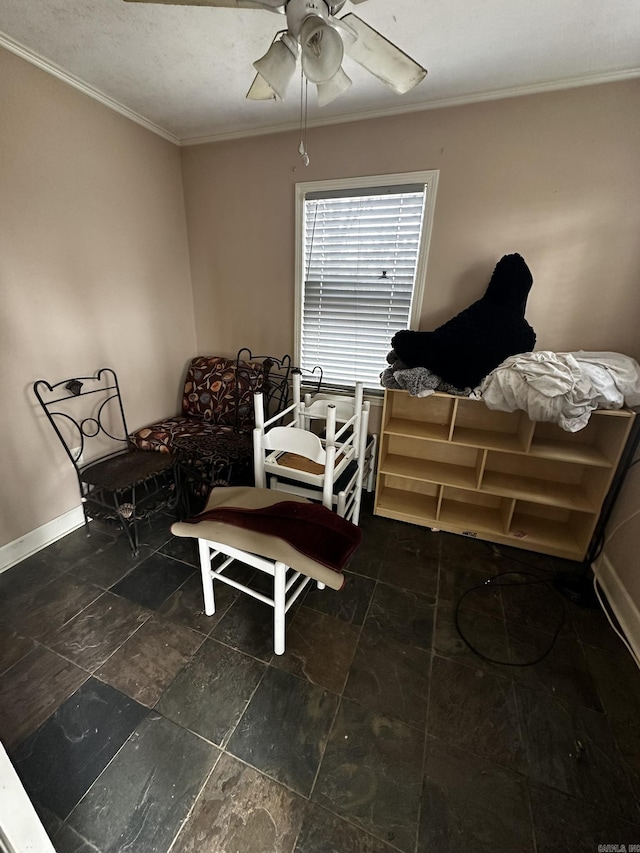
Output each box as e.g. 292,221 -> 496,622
33,368 -> 177,555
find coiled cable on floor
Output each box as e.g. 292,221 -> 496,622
456,441 -> 640,667
454,568 -> 566,667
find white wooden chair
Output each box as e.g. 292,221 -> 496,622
171,486 -> 355,655
253,373 -> 370,525
302,383 -> 378,494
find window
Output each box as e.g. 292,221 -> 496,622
295,171 -> 438,391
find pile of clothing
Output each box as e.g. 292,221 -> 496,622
381,252 -> 640,430
475,350 -> 640,432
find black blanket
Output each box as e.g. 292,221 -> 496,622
392,253 -> 536,389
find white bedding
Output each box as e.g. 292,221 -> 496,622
475,350 -> 640,431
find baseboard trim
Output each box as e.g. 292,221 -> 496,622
592,552 -> 640,663
0,506 -> 85,574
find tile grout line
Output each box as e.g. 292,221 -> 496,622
57,707 -> 153,842
296,564 -> 394,850
49,601 -> 155,681
503,559 -> 557,853
165,749 -> 225,853
413,536 -> 442,853
305,569 -> 379,803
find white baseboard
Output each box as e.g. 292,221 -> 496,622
0,506 -> 85,574
592,552 -> 640,663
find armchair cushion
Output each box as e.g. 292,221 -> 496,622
130,416 -> 236,453
129,355 -> 264,455
181,356 -> 264,430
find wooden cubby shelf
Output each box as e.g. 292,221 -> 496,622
374,390 -> 636,561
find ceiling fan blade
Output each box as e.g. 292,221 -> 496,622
246,73 -> 277,100
339,13 -> 426,95
123,0 -> 284,10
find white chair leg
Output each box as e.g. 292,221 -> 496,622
367,435 -> 378,492
317,581 -> 325,590
198,538 -> 216,616
351,489 -> 362,526
273,561 -> 287,655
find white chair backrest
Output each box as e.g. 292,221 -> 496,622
262,426 -> 326,464
302,382 -> 365,458
303,382 -> 364,422
303,397 -> 354,423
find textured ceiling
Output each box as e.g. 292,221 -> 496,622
1,0 -> 639,144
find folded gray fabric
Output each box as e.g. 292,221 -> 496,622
381,350 -> 472,397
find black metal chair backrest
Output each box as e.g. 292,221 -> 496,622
235,349 -> 294,425
33,368 -> 130,476
292,364 -> 324,399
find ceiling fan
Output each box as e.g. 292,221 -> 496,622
123,0 -> 427,107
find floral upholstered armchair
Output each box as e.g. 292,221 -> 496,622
129,352 -> 292,513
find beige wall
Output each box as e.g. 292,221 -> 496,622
181,78 -> 640,623
0,47 -> 196,548
182,79 -> 640,363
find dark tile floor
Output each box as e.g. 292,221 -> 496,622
1,496 -> 640,852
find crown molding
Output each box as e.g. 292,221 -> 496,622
2,30 -> 637,149
0,33 -> 181,145
180,65 -> 640,146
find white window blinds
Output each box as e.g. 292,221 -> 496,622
301,185 -> 427,390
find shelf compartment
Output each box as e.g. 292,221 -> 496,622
452,399 -> 533,452
527,438 -> 611,467
530,414 -> 633,467
375,481 -> 439,523
439,487 -> 513,536
380,473 -> 441,499
481,451 -> 602,511
384,416 -> 450,443
382,436 -> 482,490
481,470 -> 594,511
381,454 -> 479,490
509,501 -> 596,559
386,391 -> 455,439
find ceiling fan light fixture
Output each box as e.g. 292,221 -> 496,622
299,15 -> 344,83
253,33 -> 298,100
316,65 -> 351,106
246,72 -> 277,100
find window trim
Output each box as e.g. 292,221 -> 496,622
294,170 -> 439,384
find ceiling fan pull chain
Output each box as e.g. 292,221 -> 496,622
298,69 -> 310,166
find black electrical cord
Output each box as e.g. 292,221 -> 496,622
454,564 -> 566,667
454,450 -> 640,665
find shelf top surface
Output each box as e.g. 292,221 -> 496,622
384,388 -> 635,418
